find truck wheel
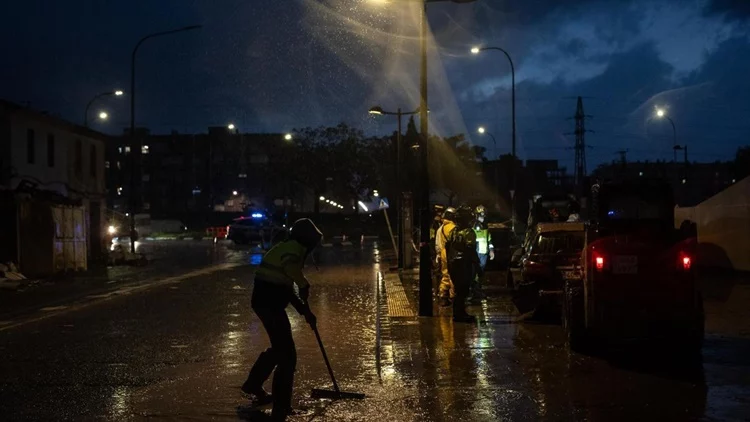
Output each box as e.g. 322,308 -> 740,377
563,279 -> 588,352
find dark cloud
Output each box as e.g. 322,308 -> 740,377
704,0 -> 750,21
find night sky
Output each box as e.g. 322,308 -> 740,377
3,0 -> 750,169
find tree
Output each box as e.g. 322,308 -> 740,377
290,123 -> 388,212
429,133 -> 487,204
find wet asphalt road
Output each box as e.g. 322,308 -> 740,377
1,241 -> 749,421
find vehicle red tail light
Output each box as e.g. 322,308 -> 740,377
681,255 -> 692,270
594,253 -> 605,271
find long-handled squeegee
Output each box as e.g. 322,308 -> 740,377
310,325 -> 366,400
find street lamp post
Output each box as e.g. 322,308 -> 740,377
371,0 -> 476,317
128,25 -> 201,254
477,126 -> 500,200
471,46 -> 517,233
654,108 -> 678,186
370,106 -> 420,270
84,90 -> 123,127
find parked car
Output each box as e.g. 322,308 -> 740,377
509,222 -> 585,317
226,214 -> 287,247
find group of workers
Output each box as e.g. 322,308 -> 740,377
432,204 -> 494,322
241,207 -> 498,418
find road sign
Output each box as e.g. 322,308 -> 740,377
379,198 -> 390,209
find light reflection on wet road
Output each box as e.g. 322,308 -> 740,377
0,241 -> 748,420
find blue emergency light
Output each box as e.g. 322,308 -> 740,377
251,213 -> 264,219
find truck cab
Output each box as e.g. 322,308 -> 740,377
563,180 -> 703,353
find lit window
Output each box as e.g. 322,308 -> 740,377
105,161 -> 110,169
116,161 -> 121,169
118,147 -> 123,154
125,146 -> 131,153
639,171 -> 643,176
142,145 -> 149,154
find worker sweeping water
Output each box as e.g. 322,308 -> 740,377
241,218 -> 321,421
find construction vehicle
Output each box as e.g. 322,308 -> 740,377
562,179 -> 703,354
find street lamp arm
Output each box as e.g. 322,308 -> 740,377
132,25 -> 203,57
479,47 -> 515,74
666,116 -> 676,144
486,132 -> 496,146
84,92 -> 113,126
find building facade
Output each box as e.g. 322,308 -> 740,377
0,100 -> 107,274
106,128 -> 316,226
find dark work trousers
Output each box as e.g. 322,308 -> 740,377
244,281 -> 297,417
448,263 -> 474,317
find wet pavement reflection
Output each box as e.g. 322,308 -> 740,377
0,241 -> 748,420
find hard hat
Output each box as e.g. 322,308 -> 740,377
442,207 -> 457,221
289,218 -> 323,250
475,205 -> 486,216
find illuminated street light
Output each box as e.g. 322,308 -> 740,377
84,89 -> 124,127
358,201 -> 369,212
232,190 -> 238,196
319,196 -> 326,201
653,106 -> 678,166
470,45 -> 517,235
368,104 -> 420,270
284,133 -> 293,141
98,111 -> 109,120
228,123 -> 236,130
477,126 -> 485,134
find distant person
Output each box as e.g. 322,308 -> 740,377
446,205 -> 481,322
435,207 -> 457,307
472,205 -> 494,301
430,206 -> 445,280
242,218 -> 321,420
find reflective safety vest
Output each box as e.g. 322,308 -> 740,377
255,240 -> 310,290
473,225 -> 493,254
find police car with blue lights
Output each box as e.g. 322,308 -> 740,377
226,212 -> 287,247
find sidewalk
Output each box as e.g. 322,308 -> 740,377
395,266 -> 515,321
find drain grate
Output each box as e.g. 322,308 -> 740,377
383,273 -> 416,317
